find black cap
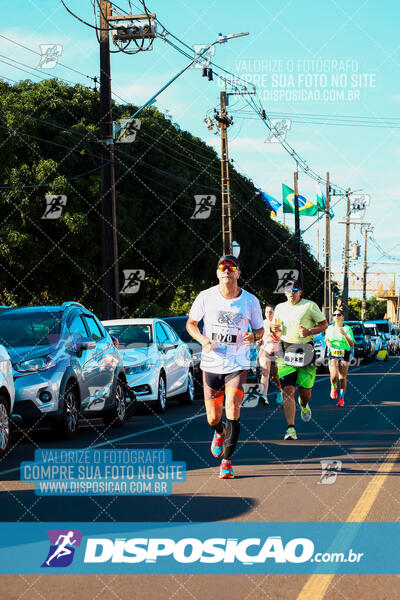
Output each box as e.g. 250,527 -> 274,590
284,279 -> 303,291
217,255 -> 240,267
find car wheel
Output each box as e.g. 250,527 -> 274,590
179,370 -> 195,405
0,395 -> 10,459
58,381 -> 80,440
103,377 -> 127,428
155,375 -> 167,413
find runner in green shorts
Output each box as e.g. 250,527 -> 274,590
273,280 -> 328,440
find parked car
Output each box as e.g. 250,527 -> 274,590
391,325 -> 400,355
0,302 -> 130,439
364,319 -> 395,355
0,345 -> 15,458
314,331 -> 328,371
161,316 -> 202,374
343,321 -> 372,362
363,323 -> 382,357
103,318 -> 194,412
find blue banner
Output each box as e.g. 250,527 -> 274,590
0,522 -> 398,574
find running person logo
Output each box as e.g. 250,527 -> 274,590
318,460 -> 342,485
265,119 -> 291,143
191,44 -> 216,68
114,118 -> 141,144
242,383 -> 264,407
41,529 -> 82,568
191,195 -> 216,219
42,194 -> 67,219
120,269 -> 145,294
274,269 -> 299,293
37,44 -> 63,69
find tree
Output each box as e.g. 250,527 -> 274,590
366,297 -> 387,320
0,79 -> 325,317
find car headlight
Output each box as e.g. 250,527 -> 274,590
125,362 -> 152,375
15,355 -> 56,373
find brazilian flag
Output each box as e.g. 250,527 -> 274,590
282,184 -> 318,216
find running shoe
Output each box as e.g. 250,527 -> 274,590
298,398 -> 312,422
219,459 -> 234,479
275,391 -> 283,405
211,429 -> 225,458
337,396 -> 344,407
284,426 -> 298,440
330,386 -> 338,400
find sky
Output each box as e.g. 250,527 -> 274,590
1,0 -> 400,300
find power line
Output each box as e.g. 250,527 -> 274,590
0,33 -> 96,82
0,53 -> 81,87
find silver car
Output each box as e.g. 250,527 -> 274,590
0,344 -> 15,458
103,318 -> 194,412
0,303 -> 129,439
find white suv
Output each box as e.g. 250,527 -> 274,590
0,344 -> 15,458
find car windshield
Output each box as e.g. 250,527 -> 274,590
374,322 -> 390,334
163,317 -> 203,343
349,324 -> 363,336
0,310 -> 62,347
364,324 -> 378,335
105,324 -> 152,348
163,318 -> 191,342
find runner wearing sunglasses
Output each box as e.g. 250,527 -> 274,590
325,309 -> 355,406
186,255 -> 264,479
273,280 -> 328,440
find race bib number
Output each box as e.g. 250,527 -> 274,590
330,347 -> 345,358
211,325 -> 238,345
282,342 -> 314,367
284,350 -> 306,367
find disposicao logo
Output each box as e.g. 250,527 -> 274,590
83,536 -> 314,564
41,529 -> 82,568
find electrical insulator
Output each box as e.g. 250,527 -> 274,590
261,110 -> 266,120
208,68 -> 213,81
202,66 -> 208,77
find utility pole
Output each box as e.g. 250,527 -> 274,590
213,83 -> 255,255
293,167 -> 303,285
215,91 -> 233,255
99,0 -> 120,319
342,188 -> 351,319
324,172 -> 331,322
361,224 -> 371,321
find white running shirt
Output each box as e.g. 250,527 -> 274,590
188,285 -> 263,374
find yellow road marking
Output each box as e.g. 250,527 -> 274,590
296,442 -> 400,600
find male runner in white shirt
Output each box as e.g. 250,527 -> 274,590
186,255 -> 264,479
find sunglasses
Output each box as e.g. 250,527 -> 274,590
218,263 -> 238,273
333,313 -> 343,317
285,288 -> 299,293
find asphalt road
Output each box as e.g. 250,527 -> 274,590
0,357 -> 399,599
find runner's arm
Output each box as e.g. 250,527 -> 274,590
243,327 -> 264,345
301,319 -> 328,336
186,318 -> 212,349
340,326 -> 355,347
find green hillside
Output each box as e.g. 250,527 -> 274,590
0,79 -> 325,317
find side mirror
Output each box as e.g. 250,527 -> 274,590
77,337 -> 96,357
111,336 -> 119,349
